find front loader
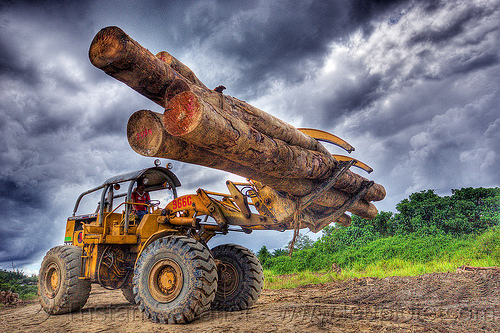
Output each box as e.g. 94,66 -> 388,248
38,153 -> 371,323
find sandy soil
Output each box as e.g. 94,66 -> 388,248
1,269 -> 499,333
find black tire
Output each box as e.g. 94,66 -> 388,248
133,236 -> 217,324
211,244 -> 263,311
38,245 -> 91,314
121,287 -> 137,304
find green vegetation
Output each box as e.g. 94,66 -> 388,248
2,187 -> 499,296
258,187 -> 500,289
0,269 -> 38,300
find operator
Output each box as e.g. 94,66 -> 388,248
132,179 -> 150,222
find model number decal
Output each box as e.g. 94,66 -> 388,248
172,196 -> 192,210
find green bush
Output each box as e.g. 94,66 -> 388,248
0,269 -> 38,300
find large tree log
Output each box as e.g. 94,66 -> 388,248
164,90 -> 335,180
89,27 -> 333,155
165,91 -> 385,201
89,26 -> 385,202
89,26 -> 179,106
127,110 -> 378,220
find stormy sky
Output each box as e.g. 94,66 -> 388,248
1,0 -> 499,274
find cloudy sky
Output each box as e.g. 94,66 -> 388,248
1,0 -> 499,274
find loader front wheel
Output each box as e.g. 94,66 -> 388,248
38,245 -> 91,314
211,244 -> 263,311
133,236 -> 217,324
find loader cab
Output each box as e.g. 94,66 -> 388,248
65,160 -> 180,244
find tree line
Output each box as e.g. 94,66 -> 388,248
257,187 -> 500,273
0,269 -> 38,301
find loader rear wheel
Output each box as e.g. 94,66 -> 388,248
38,245 -> 91,314
133,236 -> 217,324
211,244 -> 263,311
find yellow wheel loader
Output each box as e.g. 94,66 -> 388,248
38,160 -> 285,323
38,158 -> 373,323
38,26 -> 385,325
38,155 -> 372,323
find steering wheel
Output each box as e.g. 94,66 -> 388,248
148,200 -> 161,208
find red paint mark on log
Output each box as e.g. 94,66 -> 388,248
136,127 -> 153,140
164,91 -> 203,136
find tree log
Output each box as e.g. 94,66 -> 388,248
165,91 -> 385,201
164,90 -> 337,180
156,51 -> 207,89
127,110 -> 378,219
89,26 -> 181,106
89,26 -> 385,203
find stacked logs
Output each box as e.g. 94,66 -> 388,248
89,26 -> 386,230
0,290 -> 19,305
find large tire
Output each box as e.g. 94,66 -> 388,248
133,236 -> 217,324
211,244 -> 263,311
38,245 -> 91,314
121,287 -> 137,304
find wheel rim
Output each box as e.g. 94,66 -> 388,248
216,261 -> 239,297
148,259 -> 183,303
44,262 -> 61,299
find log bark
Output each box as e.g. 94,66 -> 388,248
89,26 -> 181,107
164,91 -> 336,180
127,110 -> 378,219
165,91 -> 385,201
156,51 -> 207,89
89,26 -> 385,203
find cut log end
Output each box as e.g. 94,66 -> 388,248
127,110 -> 165,156
89,26 -> 127,68
156,51 -> 208,89
156,51 -> 173,65
164,91 -> 203,136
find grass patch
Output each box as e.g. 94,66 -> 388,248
263,227 -> 500,289
263,269 -> 338,289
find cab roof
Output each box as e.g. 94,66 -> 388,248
103,166 -> 181,188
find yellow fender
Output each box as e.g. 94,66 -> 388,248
135,229 -> 177,266
298,128 -> 355,153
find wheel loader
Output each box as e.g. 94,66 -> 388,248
40,159 -> 335,324
38,152 -> 375,323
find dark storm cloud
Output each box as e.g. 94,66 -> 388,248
322,73 -> 384,120
0,179 -> 46,210
0,38 -> 39,84
0,0 -> 499,272
0,0 -> 150,269
247,0 -> 499,216
448,52 -> 499,76
180,0 -> 408,97
323,0 -> 500,136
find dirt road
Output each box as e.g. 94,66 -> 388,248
1,269 -> 499,332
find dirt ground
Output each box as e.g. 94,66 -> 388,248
1,268 -> 499,333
